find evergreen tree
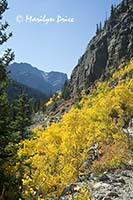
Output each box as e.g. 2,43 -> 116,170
104,11 -> 109,29
96,22 -> 102,35
11,93 -> 32,140
111,4 -> 115,18
96,23 -> 99,34
0,0 -> 15,198
99,21 -> 102,31
61,80 -> 71,100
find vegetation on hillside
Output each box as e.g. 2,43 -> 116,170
0,0 -> 133,199
16,60 -> 133,199
7,80 -> 48,112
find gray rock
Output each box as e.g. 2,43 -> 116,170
99,174 -> 111,182
61,170 -> 133,200
60,183 -> 77,196
69,0 -> 133,96
106,191 -> 119,198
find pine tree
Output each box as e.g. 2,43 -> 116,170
0,0 -> 15,198
99,21 -> 102,31
96,22 -> 102,35
111,4 -> 115,18
11,93 -> 32,140
96,23 -> 99,34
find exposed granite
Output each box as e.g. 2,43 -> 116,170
60,169 -> 133,200
70,0 -> 133,96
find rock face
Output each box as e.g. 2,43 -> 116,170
9,62 -> 68,96
60,170 -> 133,200
70,0 -> 133,96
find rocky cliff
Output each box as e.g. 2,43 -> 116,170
70,0 -> 133,96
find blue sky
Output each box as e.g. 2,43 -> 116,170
1,0 -> 122,77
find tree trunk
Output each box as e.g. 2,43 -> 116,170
0,185 -> 5,200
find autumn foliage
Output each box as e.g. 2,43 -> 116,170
15,60 -> 133,199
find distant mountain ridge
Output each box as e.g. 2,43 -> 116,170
9,62 -> 68,96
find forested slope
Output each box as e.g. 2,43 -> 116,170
14,60 -> 133,199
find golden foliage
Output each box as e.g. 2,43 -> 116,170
17,61 -> 133,199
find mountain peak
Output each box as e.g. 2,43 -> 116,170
9,62 -> 68,96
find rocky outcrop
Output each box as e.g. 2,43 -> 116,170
60,170 -> 133,200
70,0 -> 133,96
31,99 -> 74,129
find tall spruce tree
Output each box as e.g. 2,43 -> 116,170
96,23 -> 99,34
111,4 -> 115,18
0,0 -> 17,199
99,21 -> 102,31
0,0 -> 14,139
11,93 -> 32,140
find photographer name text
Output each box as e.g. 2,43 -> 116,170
16,15 -> 75,24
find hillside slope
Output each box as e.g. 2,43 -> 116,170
16,60 -> 133,199
70,0 -> 133,96
7,80 -> 48,102
6,1 -> 133,199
